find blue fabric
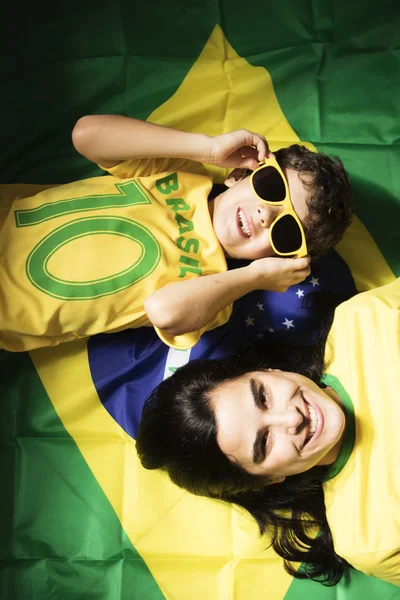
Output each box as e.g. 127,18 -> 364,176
88,249 -> 356,440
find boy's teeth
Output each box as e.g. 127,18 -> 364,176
238,209 -> 251,237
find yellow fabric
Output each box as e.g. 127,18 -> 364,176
31,340 -> 295,600
0,159 -> 229,352
324,278 -> 400,585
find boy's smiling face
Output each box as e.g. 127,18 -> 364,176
209,168 -> 310,260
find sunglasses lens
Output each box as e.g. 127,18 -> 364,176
253,166 -> 286,203
271,214 -> 303,254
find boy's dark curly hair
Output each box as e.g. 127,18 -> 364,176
275,145 -> 352,258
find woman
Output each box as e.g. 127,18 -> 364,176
136,279 -> 400,586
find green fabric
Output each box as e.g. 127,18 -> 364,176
0,351 -> 165,600
1,1 -> 400,598
252,3 -> 400,275
3,2 -> 400,274
285,565 -> 400,600
321,374 -> 355,482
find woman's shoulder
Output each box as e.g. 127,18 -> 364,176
336,277 -> 400,314
327,277 -> 400,366
324,278 -> 400,585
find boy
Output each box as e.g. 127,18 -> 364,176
0,115 -> 351,352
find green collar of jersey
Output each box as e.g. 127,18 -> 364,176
320,373 -> 355,482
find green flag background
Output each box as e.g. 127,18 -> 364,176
1,1 -> 400,599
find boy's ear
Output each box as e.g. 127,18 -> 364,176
224,168 -> 251,188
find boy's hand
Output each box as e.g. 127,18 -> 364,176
146,257 -> 310,337
249,256 -> 311,293
206,129 -> 273,170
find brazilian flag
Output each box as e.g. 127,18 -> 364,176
1,2 -> 400,599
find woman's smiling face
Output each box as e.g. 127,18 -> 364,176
209,370 -> 346,482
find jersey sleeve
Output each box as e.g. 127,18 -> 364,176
347,549 -> 400,586
99,157 -> 209,179
153,303 -> 233,350
324,277 -> 400,585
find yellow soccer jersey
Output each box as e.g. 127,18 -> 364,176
0,158 -> 230,352
322,278 -> 400,585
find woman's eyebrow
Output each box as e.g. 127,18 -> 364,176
253,429 -> 265,464
250,378 -> 268,464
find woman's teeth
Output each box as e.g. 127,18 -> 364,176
305,401 -> 318,443
238,209 -> 251,237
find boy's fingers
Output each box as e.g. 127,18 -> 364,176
238,145 -> 258,159
240,157 -> 260,171
254,136 -> 269,162
241,130 -> 269,163
234,145 -> 259,171
297,267 -> 311,280
297,269 -> 311,281
290,256 -> 311,269
256,139 -> 268,162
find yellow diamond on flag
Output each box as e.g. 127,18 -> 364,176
149,24 -> 314,181
31,23 -> 396,600
32,338 -> 296,600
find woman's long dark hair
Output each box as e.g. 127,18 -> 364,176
136,331 -> 350,585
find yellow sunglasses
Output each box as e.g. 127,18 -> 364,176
250,157 -> 308,258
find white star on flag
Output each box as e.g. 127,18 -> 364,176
282,318 -> 295,329
245,316 -> 255,327
310,276 -> 320,287
256,333 -> 265,339
256,302 -> 264,311
295,289 -> 304,298
268,327 -> 275,333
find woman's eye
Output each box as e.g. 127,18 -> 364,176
261,433 -> 269,455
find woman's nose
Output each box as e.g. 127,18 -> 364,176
266,406 -> 304,433
256,203 -> 283,228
